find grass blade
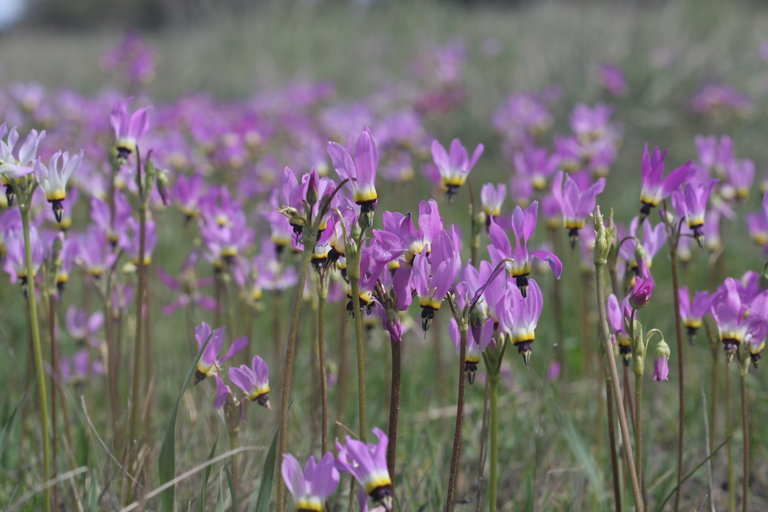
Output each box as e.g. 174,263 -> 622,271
251,428 -> 279,512
198,436 -> 219,512
0,391 -> 26,462
159,336 -> 211,512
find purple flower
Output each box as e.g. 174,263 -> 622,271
194,322 -> 248,382
173,173 -> 205,221
327,128 -> 379,212
639,144 -> 695,215
679,286 -> 713,340
449,316 -> 494,383
599,64 -> 628,97
66,307 -> 104,345
695,135 -> 732,177
110,99 -> 151,159
747,191 -> 768,250
653,340 -> 671,382
607,293 -> 632,364
282,452 -> 340,510
0,127 -> 46,182
412,228 -> 461,330
480,183 -> 506,218
336,427 -> 392,509
228,355 -> 271,409
34,150 -> 82,223
512,144 -> 558,191
710,278 -> 749,358
487,201 -> 562,296
671,179 -> 718,241
497,278 -> 544,365
629,268 -> 655,309
551,171 -> 606,245
431,138 -> 484,198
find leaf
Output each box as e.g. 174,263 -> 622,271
251,428 -> 279,512
0,391 -> 26,462
159,337 -> 211,512
198,436 -> 219,512
225,466 -> 237,511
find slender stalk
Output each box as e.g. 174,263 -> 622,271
444,321 -> 468,512
317,281 -> 329,454
474,379 -> 490,512
595,265 -> 644,512
550,229 -> 565,379
336,300 -> 349,435
635,371 -> 644,498
669,239 -> 686,512
48,293 -> 59,512
739,367 -> 749,512
123,153 -> 148,504
143,271 -> 153,449
726,360 -> 735,512
387,338 -> 401,504
21,208 -> 52,512
487,375 -> 499,512
434,313 -> 445,404
272,289 -> 282,369
275,229 -> 315,512
605,377 -> 622,512
229,431 -> 239,509
709,344 -> 719,455
348,251 -> 368,442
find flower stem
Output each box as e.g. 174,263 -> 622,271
445,321 -> 468,512
669,241 -> 686,512
348,251 -> 368,442
47,292 -> 59,512
317,281 -> 329,455
387,338 -> 401,505
336,301 -> 349,436
487,375 -> 499,512
21,208 -> 52,512
595,265 -> 644,512
474,379 -> 490,512
275,228 -> 315,512
739,365 -> 750,512
605,375 -> 623,512
726,359 -> 735,512
635,371 -> 644,499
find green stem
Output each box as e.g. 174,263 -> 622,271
669,238 -> 686,512
48,292 -> 59,512
348,251 -> 368,442
229,431 -> 239,509
275,228 -> 315,512
740,367 -> 749,512
595,265 -> 644,512
487,375 -> 499,512
317,282 -> 329,455
336,300 -> 349,436
387,337 -> 401,506
635,371 -> 644,499
21,208 -> 52,512
445,321 -> 468,512
474,379 -> 490,512
726,360 -> 735,512
605,375 -> 622,512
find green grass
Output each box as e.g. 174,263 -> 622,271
1,0 -> 768,510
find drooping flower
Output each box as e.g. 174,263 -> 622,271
34,150 -> 83,223
629,267 -> 655,309
551,170 -> 606,247
327,128 -> 379,215
0,127 -> 45,206
336,428 -> 393,510
110,99 -> 151,161
639,144 -> 695,216
710,278 -> 748,360
498,278 -> 544,365
412,228 -> 461,330
193,322 -> 248,382
671,179 -> 718,243
430,138 -> 484,198
598,64 -> 628,97
487,202 -> 562,296
679,286 -> 714,341
607,293 -> 632,365
282,452 -> 340,511
449,315 -> 494,383
229,355 -> 271,409
480,183 -> 506,220
653,339 -> 671,382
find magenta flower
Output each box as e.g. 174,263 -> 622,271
335,427 -> 392,509
173,173 -> 205,221
513,144 -> 558,191
695,135 -> 733,176
629,268 -> 655,309
66,307 -> 104,345
710,278 -> 749,358
639,145 -> 695,215
156,263 -> 216,316
487,201 -> 562,296
327,128 -> 379,212
110,99 -> 151,160
449,316 -> 494,383
551,171 -> 606,246
194,322 -> 248,382
430,138 -> 484,198
498,278 -> 544,365
229,355 -> 270,409
747,191 -> 768,250
679,286 -> 714,340
412,228 -> 461,330
653,340 -> 671,382
599,64 -> 628,97
0,127 -> 45,180
282,452 -> 340,511
607,293 -> 632,364
480,183 -> 506,219
672,179 -> 718,241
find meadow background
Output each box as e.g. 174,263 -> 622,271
1,0 -> 768,510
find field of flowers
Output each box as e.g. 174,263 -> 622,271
2,1 -> 768,511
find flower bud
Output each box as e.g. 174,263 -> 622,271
653,339 -> 671,382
